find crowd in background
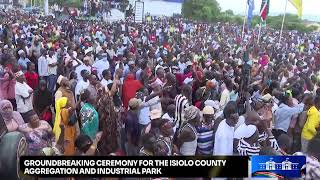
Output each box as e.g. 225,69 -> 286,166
1,7 -> 320,179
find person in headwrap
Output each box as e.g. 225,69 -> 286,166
0,100 -> 24,132
175,106 -> 201,155
33,80 -> 53,125
122,73 -> 143,110
53,97 -> 77,155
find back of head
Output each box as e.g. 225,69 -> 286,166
277,133 -> 292,152
75,134 -> 93,154
223,101 -> 238,119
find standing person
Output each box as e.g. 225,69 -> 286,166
53,97 -> 77,155
0,68 -> 16,110
122,73 -> 143,110
24,62 -> 39,90
75,56 -> 91,81
97,84 -> 121,156
100,69 -> 113,88
273,93 -> 305,139
0,100 -> 24,132
55,76 -> 77,111
219,78 -> 233,109
175,85 -> 192,131
87,74 -> 99,102
214,101 -> 239,155
236,125 -> 261,156
197,106 -> 215,155
125,98 -> 142,156
301,96 -> 320,152
75,70 -> 90,101
176,106 -> 201,156
79,89 -> 99,140
304,134 -> 320,180
37,49 -> 48,80
17,50 -> 31,72
157,118 -> 175,156
47,49 -> 58,94
14,71 -> 34,122
33,80 -> 53,126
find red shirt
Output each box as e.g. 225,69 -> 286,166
122,74 -> 143,110
24,71 -> 39,90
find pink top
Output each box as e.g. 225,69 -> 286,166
0,73 -> 16,100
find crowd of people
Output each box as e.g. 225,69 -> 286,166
1,7 -> 320,179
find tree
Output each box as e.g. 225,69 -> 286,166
182,0 -> 221,22
225,9 -> 234,16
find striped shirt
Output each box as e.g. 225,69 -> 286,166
174,94 -> 189,131
258,132 -> 280,151
196,122 -> 214,155
237,138 -> 260,156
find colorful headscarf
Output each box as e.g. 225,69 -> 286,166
0,100 -> 13,121
53,97 -> 68,142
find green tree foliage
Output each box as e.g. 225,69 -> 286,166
182,0 -> 318,33
182,0 -> 221,21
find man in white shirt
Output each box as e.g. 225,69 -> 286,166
14,71 -> 33,121
37,49 -> 48,79
75,69 -> 90,101
47,50 -> 58,94
92,55 -> 109,80
75,57 -> 91,81
214,101 -> 239,155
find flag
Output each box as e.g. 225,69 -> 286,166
289,0 -> 302,18
247,0 -> 255,27
260,0 -> 270,21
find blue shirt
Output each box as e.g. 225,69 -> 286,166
18,57 -> 31,71
274,103 -> 304,132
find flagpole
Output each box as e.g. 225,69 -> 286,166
279,0 -> 288,44
242,0 -> 248,40
257,21 -> 262,44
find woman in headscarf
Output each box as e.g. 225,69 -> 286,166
0,100 -> 24,132
53,97 -> 77,155
96,84 -> 121,155
18,111 -> 52,155
33,80 -> 53,126
80,89 -> 99,140
122,73 -> 143,110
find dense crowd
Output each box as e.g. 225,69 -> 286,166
1,7 -> 320,179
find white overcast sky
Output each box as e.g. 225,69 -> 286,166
216,0 -> 320,16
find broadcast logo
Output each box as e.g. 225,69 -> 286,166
251,156 -> 306,178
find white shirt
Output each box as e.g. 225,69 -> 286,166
75,64 -> 91,81
214,119 -> 235,155
75,80 -> 90,97
220,89 -> 230,109
92,59 -> 109,80
47,56 -> 57,75
15,82 -> 33,113
38,56 -> 48,77
101,78 -> 113,88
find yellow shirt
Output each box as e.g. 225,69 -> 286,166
302,106 -> 320,140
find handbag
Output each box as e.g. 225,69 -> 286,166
68,111 -> 78,126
